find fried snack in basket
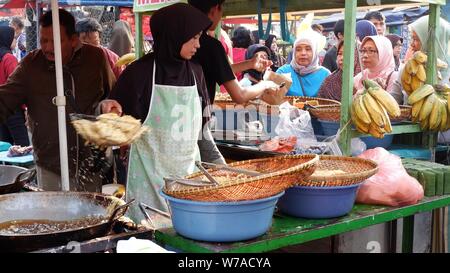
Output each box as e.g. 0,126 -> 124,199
72,113 -> 149,148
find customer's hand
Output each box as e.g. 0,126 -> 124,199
260,80 -> 280,94
100,99 -> 123,115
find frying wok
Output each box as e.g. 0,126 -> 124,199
0,166 -> 36,195
0,191 -> 129,252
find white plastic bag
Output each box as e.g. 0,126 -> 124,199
275,102 -> 316,147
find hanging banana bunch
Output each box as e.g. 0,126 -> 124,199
401,51 -> 427,95
408,84 -> 450,132
351,79 -> 401,138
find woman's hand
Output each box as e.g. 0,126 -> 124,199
100,99 -> 123,115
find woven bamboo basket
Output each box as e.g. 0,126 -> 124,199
309,105 -> 411,123
285,96 -> 341,107
391,106 -> 412,122
308,105 -> 341,122
163,154 -> 319,202
297,155 -> 378,187
250,96 -> 340,115
213,100 -> 251,110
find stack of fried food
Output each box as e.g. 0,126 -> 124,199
351,79 -> 401,138
72,113 -> 149,148
408,84 -> 449,131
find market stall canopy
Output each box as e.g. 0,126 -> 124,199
221,0 -> 445,16
313,6 -> 429,31
0,0 -> 134,9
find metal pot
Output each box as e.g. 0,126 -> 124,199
0,191 -> 131,252
0,166 -> 36,195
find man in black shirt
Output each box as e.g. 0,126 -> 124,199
189,0 -> 278,104
322,19 -> 345,73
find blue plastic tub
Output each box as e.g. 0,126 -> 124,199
277,184 -> 362,219
160,191 -> 284,242
318,120 -> 393,149
360,135 -> 393,149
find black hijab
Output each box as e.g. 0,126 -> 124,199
244,44 -> 271,84
150,3 -> 211,85
0,26 -> 14,62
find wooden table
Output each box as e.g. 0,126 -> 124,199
155,195 -> 450,253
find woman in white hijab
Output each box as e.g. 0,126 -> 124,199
276,30 -> 330,97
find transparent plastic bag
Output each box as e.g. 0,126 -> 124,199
275,102 -> 316,148
356,147 -> 424,206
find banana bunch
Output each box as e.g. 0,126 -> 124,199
351,79 -> 401,138
408,84 -> 450,131
115,53 -> 136,67
401,51 -> 428,95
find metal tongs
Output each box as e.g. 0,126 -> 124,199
163,161 -> 262,189
197,161 -> 261,177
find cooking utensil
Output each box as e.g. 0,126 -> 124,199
0,192 -> 129,252
164,177 -> 216,188
139,202 -> 171,230
0,166 -> 37,194
199,161 -> 261,176
194,161 -> 220,186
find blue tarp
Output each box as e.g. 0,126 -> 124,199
313,6 -> 429,31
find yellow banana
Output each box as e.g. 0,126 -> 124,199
420,115 -> 430,130
363,94 -> 385,128
403,82 -> 413,95
369,122 -> 385,139
411,99 -> 424,122
401,69 -> 412,85
416,64 -> 426,82
380,105 -> 392,133
115,53 -> 136,67
353,95 -> 372,124
408,84 -> 435,105
419,93 -> 437,121
448,92 -> 450,113
439,101 -> 448,131
429,99 -> 442,131
352,107 -> 370,133
413,51 -> 427,64
406,59 -> 419,75
367,87 -> 401,118
411,76 -> 424,91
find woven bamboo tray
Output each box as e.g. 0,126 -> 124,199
391,106 -> 412,122
308,105 -> 341,122
297,155 -> 378,187
250,96 -> 340,115
163,154 -> 319,202
309,105 -> 411,123
213,100 -> 251,110
285,96 -> 341,107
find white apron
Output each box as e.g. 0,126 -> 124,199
126,61 -> 202,223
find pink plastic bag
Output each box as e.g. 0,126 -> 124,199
356,147 -> 424,206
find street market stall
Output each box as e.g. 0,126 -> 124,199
130,0 -> 450,253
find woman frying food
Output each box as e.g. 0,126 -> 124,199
104,3 -> 213,222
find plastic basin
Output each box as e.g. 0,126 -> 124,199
319,120 -> 393,149
160,191 -> 284,242
277,184 -> 362,219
